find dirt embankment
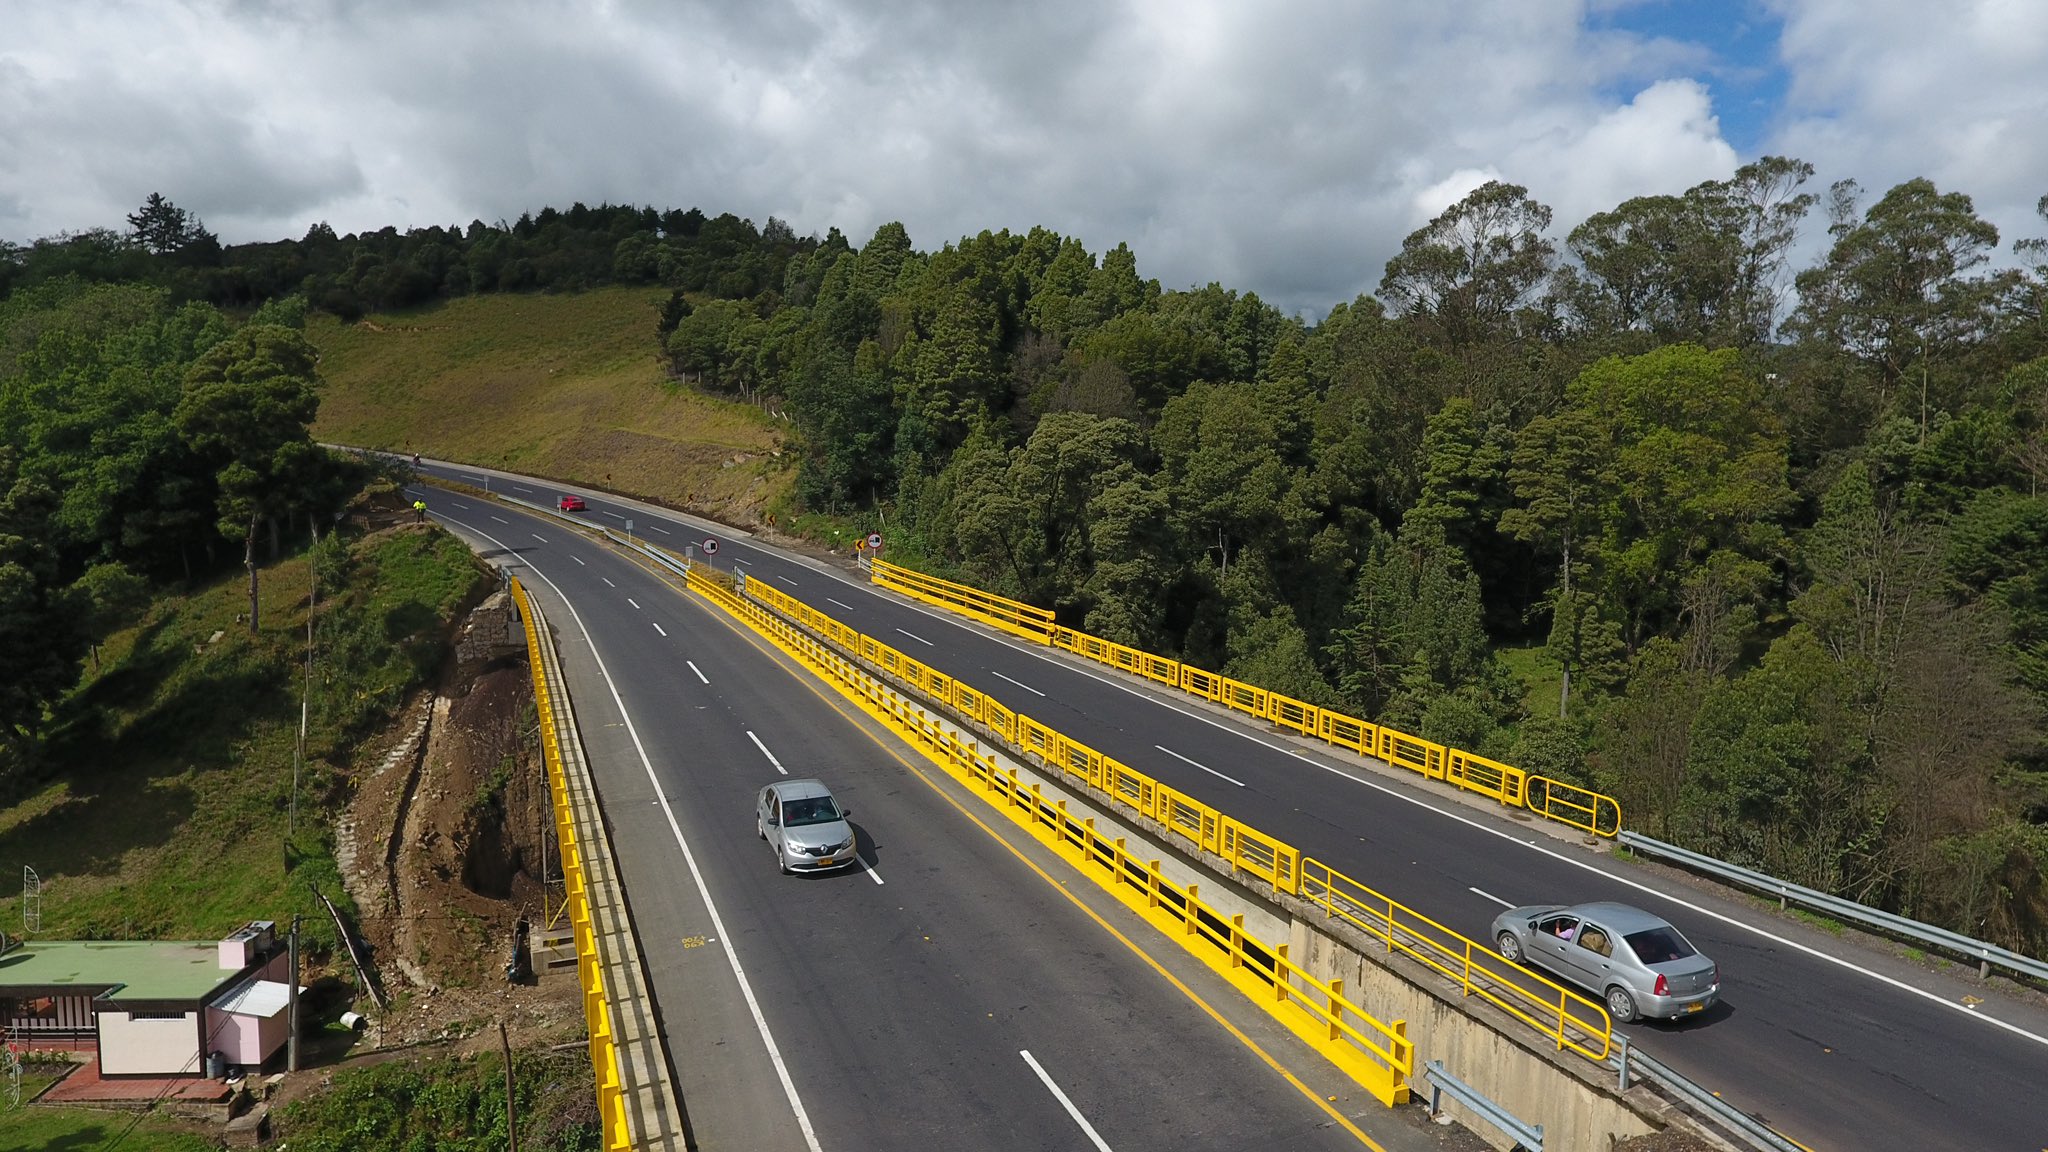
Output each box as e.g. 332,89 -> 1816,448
332,592 -> 582,1054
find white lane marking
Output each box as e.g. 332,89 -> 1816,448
861,860 -> 885,886
572,555 -> 586,566
1470,887 -> 1514,909
490,515 -> 510,524
990,670 -> 1046,697
512,484 -> 532,492
733,557 -> 751,566
1154,744 -> 1245,787
450,501 -> 470,510
868,591 -> 2048,1050
652,622 -> 667,637
686,660 -> 710,685
827,598 -> 855,611
895,627 -> 933,647
602,577 -> 616,588
1277,753 -> 2048,1051
531,533 -> 549,544
774,574 -> 799,586
748,731 -> 788,775
650,524 -> 671,535
602,510 -> 624,519
1020,1051 -> 1113,1152
464,473 -> 488,485
627,597 -> 641,610
451,525 -> 824,1151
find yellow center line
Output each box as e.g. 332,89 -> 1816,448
686,588 -> 1389,1151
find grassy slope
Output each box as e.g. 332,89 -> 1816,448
0,526 -> 491,1146
309,288 -> 794,525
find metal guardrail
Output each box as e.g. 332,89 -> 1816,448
1618,831 -> 2048,984
1608,1037 -> 1804,1152
1422,1061 -> 1543,1151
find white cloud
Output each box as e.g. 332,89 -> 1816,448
16,1 -> 2035,317
1767,0 -> 2048,253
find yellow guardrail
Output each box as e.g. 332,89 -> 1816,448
510,578 -> 634,1152
738,578 -> 1613,1066
707,573 -> 1414,1105
871,560 -> 1622,837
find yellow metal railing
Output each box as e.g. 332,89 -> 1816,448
736,579 -> 1614,1068
702,574 -> 1416,1105
879,563 -> 1623,837
510,579 -> 633,1151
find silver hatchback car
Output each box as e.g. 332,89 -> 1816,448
1490,901 -> 1719,1023
756,779 -> 858,874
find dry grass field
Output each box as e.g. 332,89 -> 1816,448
309,288 -> 793,525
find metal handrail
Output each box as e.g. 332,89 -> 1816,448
1618,831 -> 2048,984
1610,1038 -> 1804,1152
1422,1061 -> 1542,1151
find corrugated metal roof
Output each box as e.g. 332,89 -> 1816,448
212,977 -> 300,1017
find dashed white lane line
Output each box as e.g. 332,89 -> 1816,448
686,661 -> 710,685
1470,887 -> 1514,909
1154,744 -> 1245,787
652,622 -> 668,637
450,501 -> 470,510
895,627 -> 933,647
572,555 -> 586,566
774,574 -> 799,586
602,510 -> 624,519
748,731 -> 788,775
650,524 -> 671,535
627,597 -> 641,609
990,670 -> 1046,697
455,523 -> 822,1151
860,860 -> 885,886
490,515 -> 510,524
1020,1050 -> 1113,1152
732,557 -> 751,565
827,598 -> 855,611
531,532 -> 549,544
602,577 -> 616,588
512,484 -> 532,492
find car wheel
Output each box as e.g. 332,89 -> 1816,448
775,846 -> 789,875
1496,931 -> 1523,963
1605,985 -> 1638,1024
757,818 -> 766,841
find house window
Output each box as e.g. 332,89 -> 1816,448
129,1010 -> 186,1021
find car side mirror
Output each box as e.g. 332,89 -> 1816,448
840,808 -> 851,819
767,814 -> 779,826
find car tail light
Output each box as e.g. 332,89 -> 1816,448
1654,973 -> 1669,997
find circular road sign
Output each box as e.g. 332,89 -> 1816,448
867,532 -> 883,550
703,538 -> 719,555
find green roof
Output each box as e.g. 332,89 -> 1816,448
0,940 -> 241,1002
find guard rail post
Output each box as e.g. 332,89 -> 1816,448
1422,1060 -> 1543,1152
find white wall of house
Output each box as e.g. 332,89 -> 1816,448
97,1011 -> 200,1076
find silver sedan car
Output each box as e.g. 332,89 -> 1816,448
756,778 -> 858,874
1490,901 -> 1719,1023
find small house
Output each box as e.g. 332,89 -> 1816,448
0,921 -> 298,1076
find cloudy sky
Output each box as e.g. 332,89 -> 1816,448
3,1 -> 2044,317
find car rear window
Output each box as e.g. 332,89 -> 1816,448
781,797 -> 842,827
1624,927 -> 1697,964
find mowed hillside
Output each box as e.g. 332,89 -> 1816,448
310,287 -> 792,525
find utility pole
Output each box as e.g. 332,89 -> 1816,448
287,916 -> 301,1072
499,1021 -> 519,1152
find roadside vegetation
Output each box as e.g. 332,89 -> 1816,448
9,172 -> 2047,958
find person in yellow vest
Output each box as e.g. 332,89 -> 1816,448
413,499 -> 427,523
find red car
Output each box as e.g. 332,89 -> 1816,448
558,495 -> 587,513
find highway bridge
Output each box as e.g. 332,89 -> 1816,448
409,460 -> 2048,1152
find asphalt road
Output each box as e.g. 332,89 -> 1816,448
412,460 -> 2048,1152
412,483 -> 1392,1151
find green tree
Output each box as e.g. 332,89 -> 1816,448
0,447 -> 84,770
175,325 -> 323,633
1378,181 -> 1557,350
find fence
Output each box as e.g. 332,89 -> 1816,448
509,578 -> 634,1152
867,558 -> 1622,838
738,577 -> 1615,1067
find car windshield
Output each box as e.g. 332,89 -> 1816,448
1624,926 -> 1697,964
781,796 -> 842,827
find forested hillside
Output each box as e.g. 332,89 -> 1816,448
6,161 -> 2046,953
